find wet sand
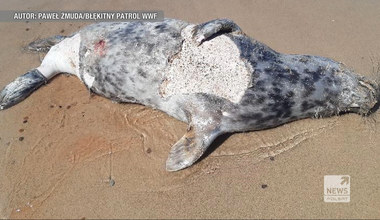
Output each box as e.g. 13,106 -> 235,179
0,0 -> 379,219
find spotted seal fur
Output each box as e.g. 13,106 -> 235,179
1,18 -> 379,171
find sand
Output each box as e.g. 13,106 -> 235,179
162,25 -> 251,103
0,0 -> 379,219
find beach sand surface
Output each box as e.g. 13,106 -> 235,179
0,0 -> 379,219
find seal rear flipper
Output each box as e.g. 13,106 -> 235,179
27,35 -> 67,52
166,120 -> 222,172
0,69 -> 47,110
192,18 -> 243,45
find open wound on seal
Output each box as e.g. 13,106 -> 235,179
160,25 -> 251,103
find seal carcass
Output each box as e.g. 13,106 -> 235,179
1,18 -> 378,171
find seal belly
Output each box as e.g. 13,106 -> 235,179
77,19 -> 188,106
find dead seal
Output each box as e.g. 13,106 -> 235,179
0,18 -> 379,171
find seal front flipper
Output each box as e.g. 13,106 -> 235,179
192,18 -> 243,45
0,69 -> 47,110
166,113 -> 222,171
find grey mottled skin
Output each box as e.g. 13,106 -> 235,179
78,19 -> 188,117
1,18 -> 379,171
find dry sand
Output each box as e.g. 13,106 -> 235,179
0,0 -> 379,219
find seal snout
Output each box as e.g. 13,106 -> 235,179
359,78 -> 380,115
346,77 -> 379,116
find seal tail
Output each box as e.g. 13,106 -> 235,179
1,34 -> 80,110
0,69 -> 47,110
